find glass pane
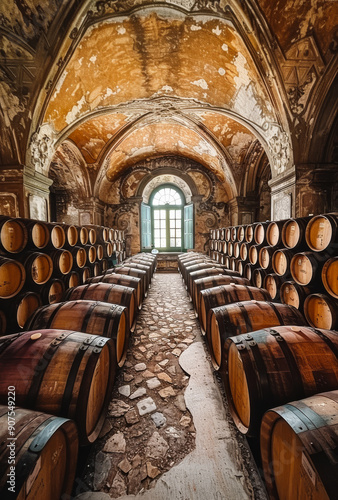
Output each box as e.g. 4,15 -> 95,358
161,210 -> 166,218
154,229 -> 160,238
154,238 -> 160,246
176,219 -> 181,228
170,220 -> 175,228
154,220 -> 160,228
151,187 -> 183,206
176,210 -> 181,218
176,229 -> 181,237
161,220 -> 166,229
170,229 -> 175,237
176,238 -> 181,246
161,238 -> 166,247
170,238 -> 175,246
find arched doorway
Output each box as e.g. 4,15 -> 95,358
141,184 -> 193,252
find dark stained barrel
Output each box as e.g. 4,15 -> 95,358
0,329 -> 116,445
23,252 -> 53,286
25,300 -> 129,367
87,273 -> 142,309
0,405 -> 78,499
263,273 -> 283,301
280,281 -> 312,312
223,326 -> 338,436
208,301 -> 306,370
114,266 -> 147,299
50,249 -> 73,275
260,390 -> 338,500
40,279 -> 65,304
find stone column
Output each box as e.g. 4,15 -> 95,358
0,165 -> 24,216
295,164 -> 337,216
269,168 -> 296,221
23,166 -> 53,220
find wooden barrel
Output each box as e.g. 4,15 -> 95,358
0,405 -> 78,499
248,245 -> 261,265
252,268 -> 269,289
227,242 -> 233,256
92,261 -> 102,277
225,227 -> 231,242
87,273 -> 142,309
71,246 -> 87,268
322,257 -> 338,299
51,249 -> 73,275
121,263 -> 151,291
199,284 -> 271,335
179,257 -> 207,276
304,293 -> 338,330
240,243 -> 248,261
233,242 -> 241,259
79,226 -> 89,245
230,226 -> 238,242
237,225 -> 246,242
254,222 -> 269,245
263,273 -> 283,300
280,281 -> 312,312
305,213 -> 338,252
0,329 -> 117,445
81,267 -> 92,284
64,224 -> 78,247
244,263 -> 254,281
62,270 -> 80,289
23,252 -> 53,286
85,227 -> 97,245
181,259 -> 212,283
0,218 -> 28,253
65,283 -> 137,330
25,300 -> 129,368
127,257 -> 155,275
40,279 -> 65,304
188,265 -> 226,297
185,263 -> 221,292
282,217 -> 311,250
20,218 -> 50,249
110,266 -> 147,299
266,220 -> 285,247
0,256 -> 26,299
208,301 -> 306,370
260,390 -> 338,500
96,244 -> 104,261
194,274 -> 250,316
236,260 -> 244,276
105,242 -> 113,258
0,291 -> 42,333
272,248 -> 293,277
86,245 -> 97,264
290,251 -> 330,286
245,224 -> 256,243
223,326 -> 338,436
49,224 -> 66,249
259,246 -> 274,270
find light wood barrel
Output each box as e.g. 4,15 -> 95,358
223,326 -> 338,436
87,273 -> 142,309
240,243 -> 248,261
254,222 -> 269,245
81,267 -> 92,284
208,301 -> 306,370
0,291 -> 42,334
21,219 -> 50,249
112,266 -> 147,299
121,262 -> 151,291
25,300 -> 129,367
252,268 -> 269,289
105,242 -> 113,258
305,213 -> 338,252
40,279 -> 65,304
62,271 -> 81,289
0,329 -> 117,445
194,274 -> 250,316
225,227 -> 231,242
64,224 -> 78,247
290,251 -> 330,286
0,257 -> 26,299
71,246 -> 87,268
304,293 -> 338,330
322,257 -> 338,298
185,263 -> 222,292
233,242 -> 241,259
85,227 -> 97,245
127,257 -> 155,275
266,220 -> 285,247
51,249 -> 73,275
282,217 -> 311,250
280,281 -> 312,312
260,390 -> 338,500
86,245 -> 97,264
65,283 -> 137,330
237,225 -> 246,243
79,226 -> 89,245
0,218 -> 28,253
259,246 -> 274,270
200,284 -> 270,335
187,265 -> 227,297
49,224 -> 66,249
245,224 -> 256,243
96,244 -> 104,261
0,405 -> 78,499
272,248 -> 293,277
263,273 -> 283,301
23,252 -> 53,285
248,245 -> 261,265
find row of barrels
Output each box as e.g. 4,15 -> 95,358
0,216 -> 125,254
178,252 -> 338,500
0,252 -> 156,499
210,213 -> 338,252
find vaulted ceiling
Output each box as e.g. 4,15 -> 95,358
0,0 -> 337,203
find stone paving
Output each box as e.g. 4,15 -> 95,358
78,272 -> 201,497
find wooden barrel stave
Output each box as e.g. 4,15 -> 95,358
280,281 -> 312,312
0,218 -> 28,254
321,257 -> 338,299
304,293 -> 338,330
0,256 -> 26,299
114,266 -> 147,299
194,275 -> 250,316
86,273 -> 142,310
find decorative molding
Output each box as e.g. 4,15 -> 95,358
27,125 -> 57,175
268,129 -> 291,175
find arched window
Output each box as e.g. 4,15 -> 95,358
141,184 -> 194,252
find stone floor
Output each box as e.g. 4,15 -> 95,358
74,272 -> 267,500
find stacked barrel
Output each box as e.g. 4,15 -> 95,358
0,217 -> 126,335
206,214 -> 338,500
0,243 -> 156,498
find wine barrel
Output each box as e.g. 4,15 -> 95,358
240,243 -> 248,261
236,260 -> 244,276
71,246 -> 87,269
194,275 -> 250,317
25,300 -> 129,368
244,263 -> 254,281
48,224 -> 66,249
305,213 -> 338,252
51,249 -> 73,275
185,263 -> 222,292
245,224 -> 256,243
20,218 -> 50,249
87,273 -> 142,310
96,244 -> 104,261
64,224 -> 78,247
237,225 -> 246,243
282,217 -> 311,250
199,284 -> 271,335
0,329 -> 117,444
78,226 -> 89,245
258,246 -> 274,270
40,279 -> 65,304
208,301 -> 306,370
105,242 -> 113,258
84,227 -> 97,245
230,226 -> 238,242
233,242 -> 241,259
86,245 -> 97,264
108,266 -> 147,299
280,281 -> 312,312
0,218 -> 28,253
81,267 -> 92,284
227,242 -> 233,257
0,256 -> 26,299
260,390 -> 338,500
248,245 -> 262,265
252,268 -> 269,289
0,405 -> 78,499
266,220 -> 286,247
272,248 -> 293,277
254,222 -> 269,245
225,227 -> 231,242
92,261 -> 102,277
62,270 -> 81,289
304,293 -> 338,330
0,291 -> 42,333
263,273 -> 283,301
290,251 -> 331,286
121,263 -> 151,291
127,257 -> 155,276
322,256 -> 338,299
23,252 -> 53,286
65,283 -> 137,330
223,326 -> 338,436
187,264 -> 227,296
